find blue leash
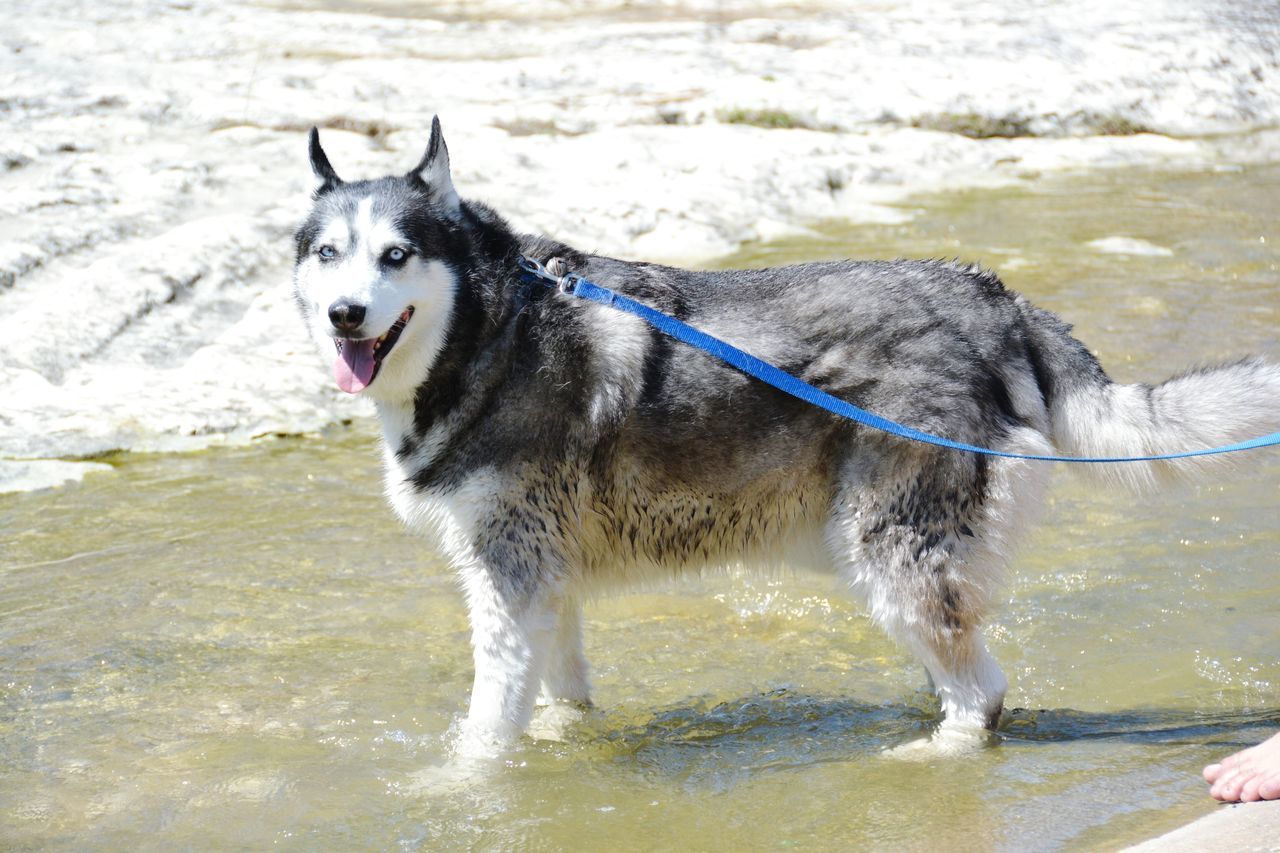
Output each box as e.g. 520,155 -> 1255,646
518,256 -> 1280,463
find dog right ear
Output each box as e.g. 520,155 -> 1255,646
308,127 -> 342,193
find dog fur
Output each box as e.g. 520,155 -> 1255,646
293,118 -> 1280,754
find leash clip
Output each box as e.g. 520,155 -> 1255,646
516,254 -> 552,282
517,254 -> 579,295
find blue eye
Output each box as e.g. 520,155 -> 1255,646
318,245 -> 337,260
387,247 -> 407,263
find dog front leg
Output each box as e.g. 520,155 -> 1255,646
456,567 -> 558,757
537,598 -> 591,707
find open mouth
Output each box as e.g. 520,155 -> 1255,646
332,306 -> 414,394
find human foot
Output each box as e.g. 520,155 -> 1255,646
1204,730 -> 1280,802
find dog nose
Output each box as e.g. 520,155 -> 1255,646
328,300 -> 366,333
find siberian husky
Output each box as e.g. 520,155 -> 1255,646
293,118 -> 1280,755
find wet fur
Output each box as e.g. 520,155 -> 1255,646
293,121 -> 1280,754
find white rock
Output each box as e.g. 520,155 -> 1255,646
1086,237 -> 1175,257
0,459 -> 114,494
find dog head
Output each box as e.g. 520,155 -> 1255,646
293,116 -> 463,401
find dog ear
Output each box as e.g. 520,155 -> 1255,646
308,127 -> 342,193
408,115 -> 462,219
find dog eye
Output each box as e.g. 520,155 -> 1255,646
386,247 -> 408,263
318,245 -> 337,260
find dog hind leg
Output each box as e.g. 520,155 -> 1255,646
843,530 -> 1010,731
831,430 -> 1050,733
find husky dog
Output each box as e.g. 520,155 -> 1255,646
293,118 -> 1280,754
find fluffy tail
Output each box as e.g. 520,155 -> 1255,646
1049,358 -> 1280,490
1017,302 -> 1280,490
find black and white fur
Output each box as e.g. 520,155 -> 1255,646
293,118 -> 1280,755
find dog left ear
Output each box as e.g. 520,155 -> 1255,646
409,115 -> 462,219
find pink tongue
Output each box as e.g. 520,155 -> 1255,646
333,339 -> 377,393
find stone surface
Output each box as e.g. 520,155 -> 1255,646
1124,801 -> 1280,853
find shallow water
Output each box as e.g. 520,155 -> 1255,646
2,163 -> 1278,850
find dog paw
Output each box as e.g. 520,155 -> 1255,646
882,725 -> 993,760
396,759 -> 491,796
526,702 -> 587,742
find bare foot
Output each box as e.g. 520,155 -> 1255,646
1204,730 -> 1280,802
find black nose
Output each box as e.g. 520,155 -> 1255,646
328,300 -> 366,333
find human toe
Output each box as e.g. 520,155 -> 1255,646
1210,767 -> 1246,802
1256,770 -> 1280,801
